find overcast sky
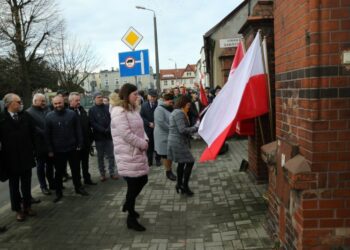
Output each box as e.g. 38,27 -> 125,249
59,0 -> 243,72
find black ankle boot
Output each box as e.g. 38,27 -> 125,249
127,216 -> 146,231
183,186 -> 194,196
122,204 -> 140,218
175,184 -> 184,194
166,170 -> 177,181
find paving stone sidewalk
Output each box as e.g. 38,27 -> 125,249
0,138 -> 274,250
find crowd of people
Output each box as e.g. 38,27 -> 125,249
0,83 -> 220,232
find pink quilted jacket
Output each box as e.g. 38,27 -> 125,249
110,105 -> 149,177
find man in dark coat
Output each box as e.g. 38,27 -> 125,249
140,89 -> 161,166
0,107 -> 8,232
0,93 -> 37,222
45,95 -> 88,203
68,92 -> 96,185
26,93 -> 54,195
89,92 -> 117,181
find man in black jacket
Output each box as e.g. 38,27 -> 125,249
45,95 -> 88,202
0,93 -> 36,222
68,92 -> 96,185
26,93 -> 54,195
89,92 -> 117,181
140,89 -> 161,166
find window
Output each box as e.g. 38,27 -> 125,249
186,72 -> 191,77
164,80 -> 168,86
171,80 -> 174,85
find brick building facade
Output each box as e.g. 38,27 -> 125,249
262,0 -> 350,249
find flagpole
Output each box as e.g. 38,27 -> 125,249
256,30 -> 266,145
262,36 -> 274,141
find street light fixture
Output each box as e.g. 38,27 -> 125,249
136,5 -> 160,91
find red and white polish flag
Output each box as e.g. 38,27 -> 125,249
198,32 -> 269,162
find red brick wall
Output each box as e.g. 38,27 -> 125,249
273,0 -> 350,249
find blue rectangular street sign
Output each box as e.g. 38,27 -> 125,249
118,49 -> 150,77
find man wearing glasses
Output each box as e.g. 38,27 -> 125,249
0,93 -> 37,222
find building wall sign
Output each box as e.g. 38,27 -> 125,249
219,37 -> 242,48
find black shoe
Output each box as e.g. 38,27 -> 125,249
84,180 -> 97,185
166,171 -> 177,181
156,160 -> 161,166
75,188 -> 89,196
41,188 -> 52,195
127,216 -> 146,231
148,162 -> 153,167
53,194 -> 63,203
0,226 -> 6,234
175,184 -> 184,194
122,204 -> 140,218
183,187 -> 194,196
31,197 -> 41,204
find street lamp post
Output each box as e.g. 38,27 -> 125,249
136,6 -> 160,91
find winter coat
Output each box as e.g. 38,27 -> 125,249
89,104 -> 112,141
45,108 -> 83,153
0,110 -> 36,176
26,106 -> 50,154
153,104 -> 172,156
140,101 -> 157,137
110,94 -> 149,177
69,106 -> 93,149
167,109 -> 197,163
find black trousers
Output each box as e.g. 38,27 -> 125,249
146,133 -> 160,165
79,148 -> 91,183
36,153 -> 55,189
124,175 -> 148,213
8,168 -> 32,212
53,150 -> 82,196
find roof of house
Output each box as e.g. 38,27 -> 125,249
160,64 -> 197,80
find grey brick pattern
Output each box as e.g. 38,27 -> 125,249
0,138 -> 274,250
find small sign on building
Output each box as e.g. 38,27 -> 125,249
219,37 -> 242,48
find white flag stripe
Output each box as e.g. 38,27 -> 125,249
198,32 -> 264,146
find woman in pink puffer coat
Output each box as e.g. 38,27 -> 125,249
110,83 -> 149,232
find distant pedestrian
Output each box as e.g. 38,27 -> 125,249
45,95 -> 89,203
168,95 -> 199,196
26,93 -> 55,195
68,92 -> 96,185
140,89 -> 161,166
89,92 -> 118,181
0,93 -> 37,221
153,93 -> 177,181
110,83 -> 149,232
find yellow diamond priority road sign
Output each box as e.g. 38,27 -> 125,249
122,27 -> 143,50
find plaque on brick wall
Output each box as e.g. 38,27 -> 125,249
219,37 -> 242,48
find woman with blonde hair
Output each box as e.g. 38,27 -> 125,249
109,83 -> 149,231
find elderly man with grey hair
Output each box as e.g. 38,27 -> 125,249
0,93 -> 37,222
68,92 -> 96,185
26,93 -> 55,195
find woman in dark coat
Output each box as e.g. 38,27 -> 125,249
167,95 -> 199,196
